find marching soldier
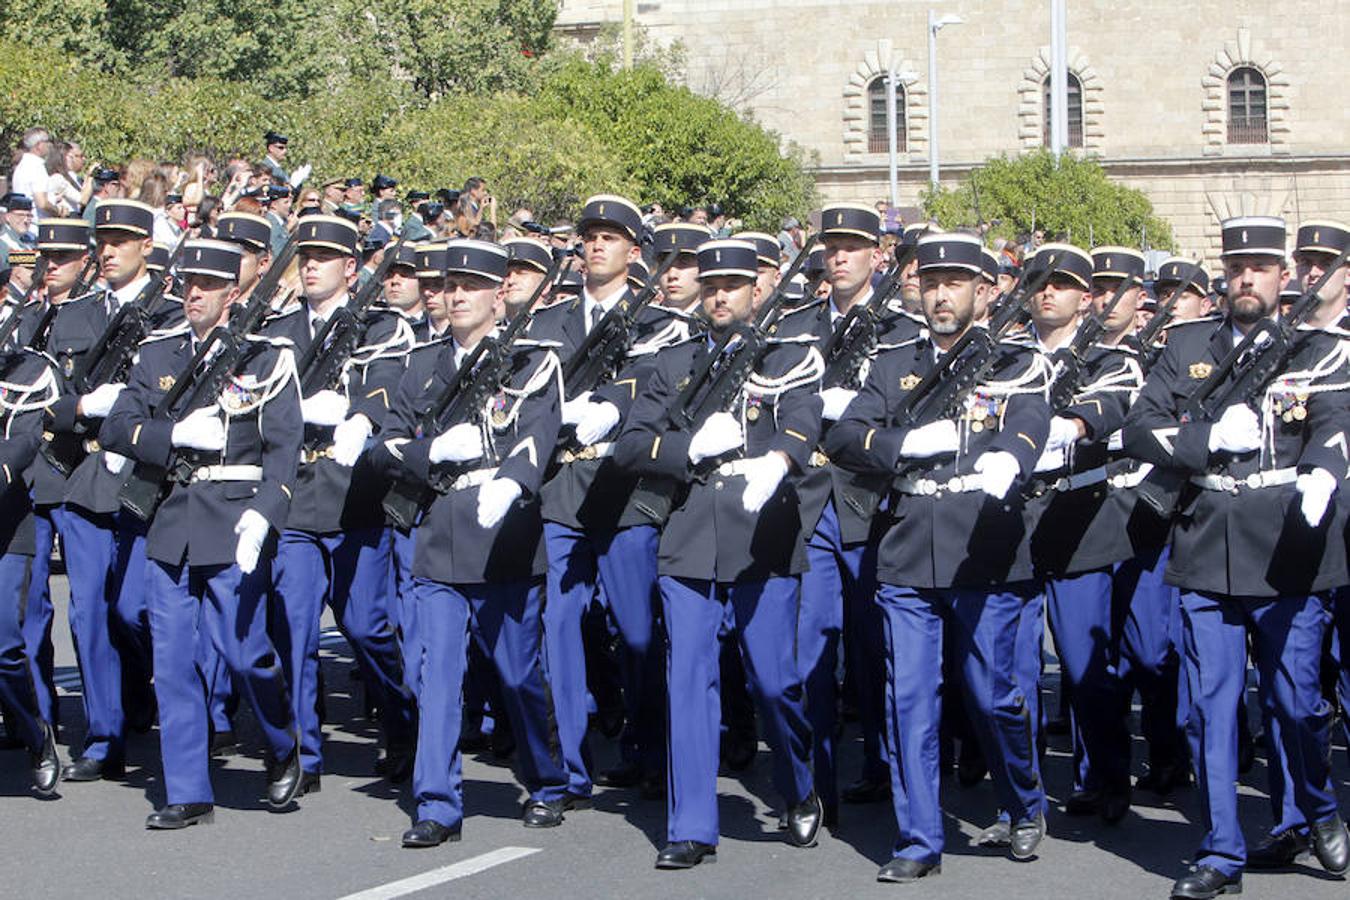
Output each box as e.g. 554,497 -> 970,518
215,212 -> 275,306
825,231 -> 1053,881
382,242 -> 424,337
100,238 -> 306,827
501,238 -> 553,319
615,238 -> 825,869
1123,216 -> 1350,898
372,238 -> 569,845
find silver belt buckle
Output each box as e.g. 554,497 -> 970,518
1219,474 -> 1237,492
193,466 -> 210,483
1245,472 -> 1263,489
718,462 -> 734,477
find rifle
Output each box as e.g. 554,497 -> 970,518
1046,269 -> 1146,411
67,253 -> 99,300
898,252 -> 1062,427
668,233 -> 821,433
297,237 -> 407,397
118,233 -> 300,520
1130,263 -> 1205,372
820,237 -> 923,389
0,257 -> 48,352
561,250 -> 678,397
1134,247 -> 1350,517
381,255 -> 565,530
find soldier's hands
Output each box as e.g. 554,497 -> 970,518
561,391 -> 594,426
331,413 -> 372,467
574,401 -> 621,446
740,452 -> 789,513
899,419 -> 959,459
429,422 -> 482,464
819,387 -> 857,422
102,451 -> 129,474
301,390 -> 350,427
974,450 -> 1020,500
1045,415 -> 1083,452
1207,404 -> 1261,454
80,382 -> 125,418
688,411 -> 744,463
477,477 -> 523,528
233,509 -> 271,575
171,407 -> 226,451
1295,467 -> 1337,527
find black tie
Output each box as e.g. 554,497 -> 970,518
589,304 -> 602,333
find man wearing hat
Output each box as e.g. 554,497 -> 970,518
82,168 -> 124,229
615,238 -> 825,868
501,238 -> 553,320
1293,220 -> 1350,328
262,131 -> 289,184
370,238 -> 569,845
1124,216 -> 1350,898
371,175 -> 398,205
651,223 -> 712,312
320,178 -> 346,216
402,193 -> 433,242
1150,258 -> 1214,329
260,214 -> 416,792
216,211 -> 276,307
99,238 -> 307,827
731,230 -> 782,308
2,247 -> 39,313
382,241 -> 425,338
264,185 -> 293,257
825,231 -> 1054,879
342,178 -> 366,210
1,194 -> 36,267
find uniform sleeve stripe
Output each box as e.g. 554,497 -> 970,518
863,428 -> 876,451
1017,432 -> 1038,450
131,424 -> 143,445
613,378 -> 637,400
280,484 -> 292,499
650,436 -> 662,460
784,428 -> 808,442
1,464 -> 10,485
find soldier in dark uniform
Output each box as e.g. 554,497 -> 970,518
824,231 -> 1053,881
501,238 -> 553,320
371,238 -> 569,845
100,238 -> 306,827
259,214 -> 416,790
615,238 -> 825,869
216,212 -> 275,307
382,242 -> 424,337
1123,217 -> 1350,898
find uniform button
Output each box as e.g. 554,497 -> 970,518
714,481 -> 724,490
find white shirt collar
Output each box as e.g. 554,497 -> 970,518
582,283 -> 627,326
112,274 -> 151,308
830,286 -> 873,324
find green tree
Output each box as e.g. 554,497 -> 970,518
923,150 -> 1174,251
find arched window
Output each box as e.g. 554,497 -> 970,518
1042,73 -> 1084,148
1227,66 -> 1268,144
867,76 -> 907,153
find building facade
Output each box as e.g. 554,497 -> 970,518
556,0 -> 1350,262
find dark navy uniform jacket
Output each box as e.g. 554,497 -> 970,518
1123,317 -> 1350,597
259,299 -> 413,533
101,330 -> 302,568
1,353 -> 53,555
824,332 -> 1052,589
615,333 -> 824,583
375,337 -> 561,583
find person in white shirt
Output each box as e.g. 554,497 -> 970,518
10,128 -> 52,236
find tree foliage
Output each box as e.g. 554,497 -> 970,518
923,150 -> 1174,252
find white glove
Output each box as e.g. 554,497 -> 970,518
740,453 -> 789,514
688,411 -> 744,464
288,163 -> 312,189
233,509 -> 270,575
477,477 -> 523,529
171,408 -> 226,451
103,451 -> 129,474
974,450 -> 1021,500
1207,404 -> 1261,454
900,419 -> 959,459
1045,416 -> 1082,453
561,391 -> 594,426
819,387 -> 857,422
575,401 -> 621,446
301,390 -> 350,427
1033,445 -> 1068,474
1295,468 -> 1337,527
81,383 -> 125,418
429,422 -> 482,464
331,414 -> 372,467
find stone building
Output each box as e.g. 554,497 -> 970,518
556,0 -> 1350,262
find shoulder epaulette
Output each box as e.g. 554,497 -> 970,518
242,333 -> 297,348
138,324 -> 190,345
1162,314 -> 1223,332
512,337 -> 564,350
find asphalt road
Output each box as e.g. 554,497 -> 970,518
2,577 -> 1348,900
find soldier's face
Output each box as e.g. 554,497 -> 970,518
1224,254 -> 1288,324
420,277 -> 447,327
1294,250 -> 1347,305
1159,284 -> 1210,320
299,247 -> 355,303
444,273 -> 498,334
8,264 -> 33,293
900,255 -> 921,309
660,257 -> 700,308
96,231 -> 151,289
43,249 -> 87,297
1033,275 -> 1087,329
920,270 -> 980,336
701,275 -> 755,328
823,235 -> 877,298
580,227 -> 637,283
238,248 -> 267,296
183,273 -> 239,335
383,266 -> 421,311
996,271 -> 1017,296
1090,278 -> 1141,335
754,264 -> 780,305
502,263 -> 545,315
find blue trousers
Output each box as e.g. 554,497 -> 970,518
1045,568 -> 1131,792
1333,590 -> 1350,753
661,575 -> 814,846
390,526 -> 422,699
0,551 -> 44,752
23,506 -> 57,725
51,505 -> 152,761
1178,591 -> 1337,876
1115,544 -> 1188,770
543,522 -> 664,796
411,578 -> 566,828
272,527 -> 413,774
800,499 -> 886,805
147,559 -> 294,805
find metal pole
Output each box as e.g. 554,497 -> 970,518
1050,0 -> 1068,157
928,9 -> 940,191
622,0 -> 634,70
886,66 -> 900,206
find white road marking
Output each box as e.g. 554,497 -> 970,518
336,847 -> 541,900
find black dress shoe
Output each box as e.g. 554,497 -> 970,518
785,791 -> 823,847
654,840 -> 717,869
62,755 -> 124,782
1170,865 -> 1241,899
1009,814 -> 1045,861
521,792 -> 590,828
1064,788 -> 1102,816
380,747 -> 415,783
210,730 -> 239,758
1100,784 -> 1131,824
1246,829 -> 1307,869
402,819 -> 461,848
975,820 -> 1011,847
721,735 -> 757,772
267,748 -> 304,808
1137,760 -> 1190,795
32,722 -> 61,797
598,762 -> 643,788
877,857 -> 941,883
841,775 -> 890,804
146,803 -> 214,830
1311,814 -> 1350,876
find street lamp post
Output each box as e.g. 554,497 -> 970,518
885,65 -> 899,206
927,9 -> 964,192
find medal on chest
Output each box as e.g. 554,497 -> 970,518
964,391 -> 1003,433
490,390 -> 510,427
745,392 -> 764,422
1270,377 -> 1309,424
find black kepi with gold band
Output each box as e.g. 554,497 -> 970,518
654,222 -> 714,258
502,237 -> 553,274
37,218 -> 91,252
1032,242 -> 1094,289
385,241 -> 419,272
1219,215 -> 1286,258
146,243 -> 170,273
177,239 -> 242,282
627,258 -> 650,291
295,214 -> 360,256
731,230 -> 780,268
444,238 -> 509,282
819,202 -> 881,244
980,247 -> 1000,284
1294,219 -> 1350,256
696,238 -> 759,280
576,194 -> 643,243
416,242 -> 448,279
1090,245 -> 1146,283
1155,257 -> 1209,295
92,198 -> 155,237
217,212 -> 273,253
916,231 -> 984,273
